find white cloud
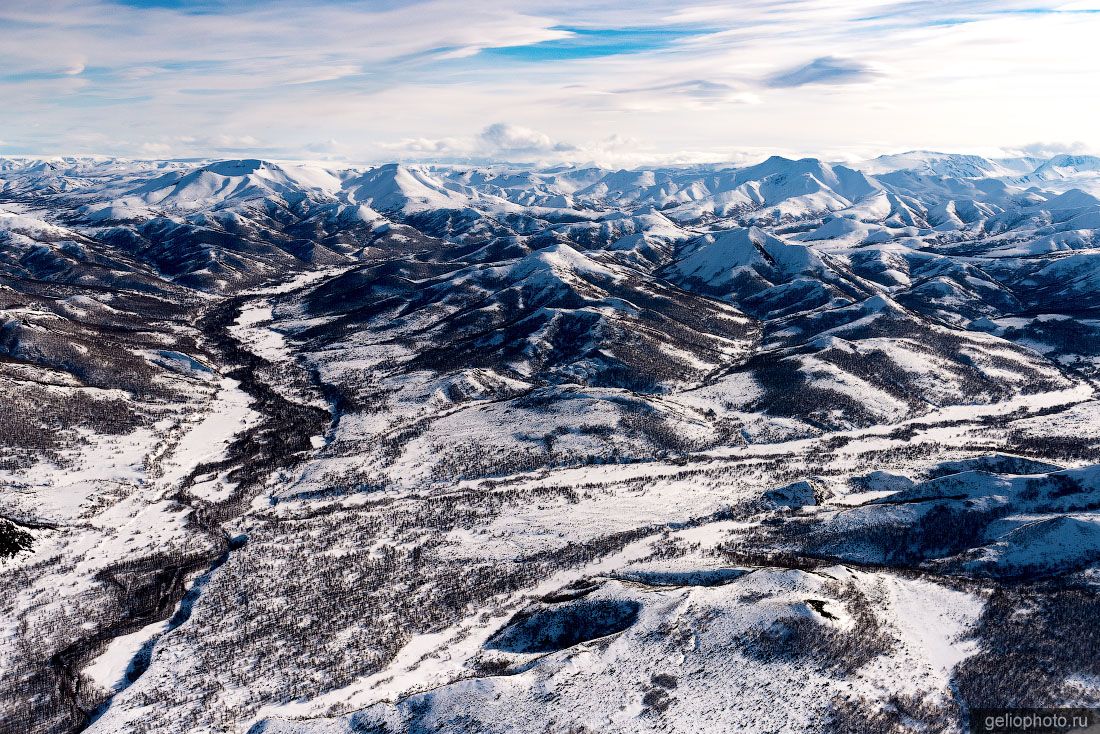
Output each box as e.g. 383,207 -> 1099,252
1003,141 -> 1096,159
138,141 -> 175,157
591,78 -> 762,111
129,134 -> 266,159
284,65 -> 363,86
478,123 -> 573,154
380,136 -> 473,157
765,56 -> 880,88
0,1 -> 1097,161
380,123 -> 572,162
377,124 -> 808,168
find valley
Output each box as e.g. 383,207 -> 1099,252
3,151 -> 1100,733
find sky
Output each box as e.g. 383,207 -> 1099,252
1,0 -> 1099,166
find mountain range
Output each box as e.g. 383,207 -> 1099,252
2,150 -> 1100,733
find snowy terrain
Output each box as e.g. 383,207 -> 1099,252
2,151 -> 1100,733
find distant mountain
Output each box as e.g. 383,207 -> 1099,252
854,150 -> 1039,178
1020,153 -> 1100,181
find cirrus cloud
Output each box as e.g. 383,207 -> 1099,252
765,56 -> 881,88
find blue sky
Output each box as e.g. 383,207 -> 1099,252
482,26 -> 714,61
1,0 -> 1098,164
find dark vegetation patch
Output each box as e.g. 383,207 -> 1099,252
824,691 -> 958,734
540,580 -> 600,603
739,581 -> 893,675
615,568 -> 746,587
0,383 -> 141,462
0,292 -> 332,734
641,684 -> 675,714
1001,317 -> 1100,357
187,296 -> 331,519
746,354 -> 880,429
743,499 -> 1007,569
0,519 -> 34,557
1004,432 -> 1099,463
927,454 -> 1065,479
805,598 -> 837,620
954,583 -> 1100,710
485,599 -> 642,654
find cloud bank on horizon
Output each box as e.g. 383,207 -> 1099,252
1,0 -> 1098,165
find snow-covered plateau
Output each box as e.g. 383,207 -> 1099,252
3,151 -> 1100,733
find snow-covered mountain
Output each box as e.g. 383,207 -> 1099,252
1023,153 -> 1100,181
3,152 -> 1100,734
853,150 -> 1041,179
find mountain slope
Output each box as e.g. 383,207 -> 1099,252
3,153 -> 1100,734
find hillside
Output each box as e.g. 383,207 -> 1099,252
2,153 -> 1100,734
